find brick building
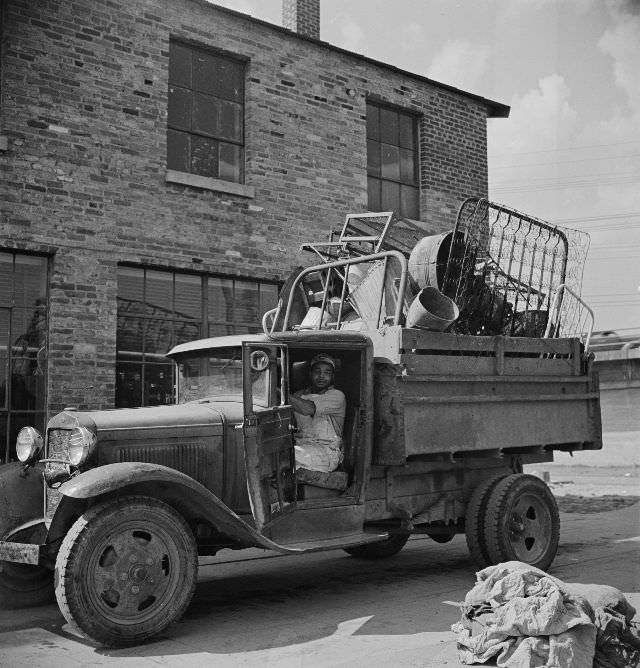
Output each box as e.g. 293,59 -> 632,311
0,0 -> 509,461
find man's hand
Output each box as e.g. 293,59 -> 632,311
290,393 -> 316,417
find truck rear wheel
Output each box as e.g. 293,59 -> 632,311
484,474 -> 559,571
344,533 -> 409,559
55,495 -> 197,647
465,473 -> 508,568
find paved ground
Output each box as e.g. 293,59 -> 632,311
0,467 -> 638,667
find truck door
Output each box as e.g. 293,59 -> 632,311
241,343 -> 296,533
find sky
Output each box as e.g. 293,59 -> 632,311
212,0 -> 640,334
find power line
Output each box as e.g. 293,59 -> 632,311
488,139 -> 640,159
491,153 -> 640,170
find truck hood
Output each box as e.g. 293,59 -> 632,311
46,400 -> 246,437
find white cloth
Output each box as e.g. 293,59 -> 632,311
451,561 -> 639,668
294,387 -> 345,472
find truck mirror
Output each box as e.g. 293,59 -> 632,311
250,350 -> 269,372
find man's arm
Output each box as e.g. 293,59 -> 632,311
290,392 -> 316,417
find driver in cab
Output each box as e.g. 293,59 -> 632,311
290,354 -> 346,473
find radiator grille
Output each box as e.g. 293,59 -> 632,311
45,429 -> 71,519
113,441 -> 212,488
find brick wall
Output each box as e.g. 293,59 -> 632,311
0,0 -> 500,413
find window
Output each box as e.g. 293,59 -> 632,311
116,266 -> 278,407
0,252 -> 48,463
366,102 -> 419,219
168,41 -> 245,183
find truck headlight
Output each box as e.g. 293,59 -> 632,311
16,427 -> 44,463
68,426 -> 96,467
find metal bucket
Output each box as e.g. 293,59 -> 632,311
408,232 -> 453,290
406,287 -> 459,331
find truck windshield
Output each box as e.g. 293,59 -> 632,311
176,348 -> 269,406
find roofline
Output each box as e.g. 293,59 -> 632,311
197,1 -> 510,119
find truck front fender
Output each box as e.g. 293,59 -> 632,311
52,462 -> 296,554
0,462 -> 44,539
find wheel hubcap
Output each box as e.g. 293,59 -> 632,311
87,525 -> 180,622
507,493 -> 552,561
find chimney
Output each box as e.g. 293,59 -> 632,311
282,0 -> 320,40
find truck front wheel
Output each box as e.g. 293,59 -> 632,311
484,474 -> 560,571
344,533 -> 409,559
55,495 -> 197,647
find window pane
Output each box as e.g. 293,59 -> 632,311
234,281 -> 259,324
167,130 -> 190,173
117,315 -> 143,353
380,107 -> 398,144
367,139 -> 380,177
366,103 -> 379,140
145,270 -> 172,312
174,273 -> 201,320
143,319 -> 173,355
118,266 -> 144,303
381,180 -> 400,213
218,100 -> 243,142
367,177 -> 381,211
219,143 -> 241,182
144,364 -> 173,406
192,91 -> 218,136
208,323 -> 234,337
169,42 -> 192,87
192,51 -> 219,95
216,58 -> 243,102
116,362 -> 143,408
0,254 -> 13,305
191,136 -> 218,177
399,114 -> 415,149
168,86 -> 192,130
13,256 -> 47,309
400,185 -> 420,219
400,147 -> 417,184
208,277 -> 234,323
381,144 -> 400,181
259,284 -> 278,316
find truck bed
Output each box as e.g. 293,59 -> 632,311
371,327 -> 602,465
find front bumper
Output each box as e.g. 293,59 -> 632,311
0,541 -> 42,565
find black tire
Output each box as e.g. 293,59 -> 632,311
465,473 -> 508,568
484,474 -> 560,571
55,496 -> 197,647
0,524 -> 54,609
344,533 -> 410,559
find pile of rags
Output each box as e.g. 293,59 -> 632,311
452,561 -> 640,667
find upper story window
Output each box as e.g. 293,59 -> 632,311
366,102 -> 419,219
168,41 -> 245,183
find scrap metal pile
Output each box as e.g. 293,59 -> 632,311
271,198 -> 593,345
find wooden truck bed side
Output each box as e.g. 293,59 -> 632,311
371,327 -> 602,465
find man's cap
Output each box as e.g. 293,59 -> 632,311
310,353 -> 336,370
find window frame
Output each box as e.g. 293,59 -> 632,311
167,39 -> 252,196
366,100 -> 420,219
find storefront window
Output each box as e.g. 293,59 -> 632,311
0,252 -> 48,462
116,266 -> 278,407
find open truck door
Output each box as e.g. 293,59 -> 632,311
242,340 -> 382,549
241,343 -> 297,534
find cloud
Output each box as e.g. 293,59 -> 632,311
426,40 -> 489,94
490,73 -> 579,154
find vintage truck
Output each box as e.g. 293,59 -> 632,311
0,199 -> 602,647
